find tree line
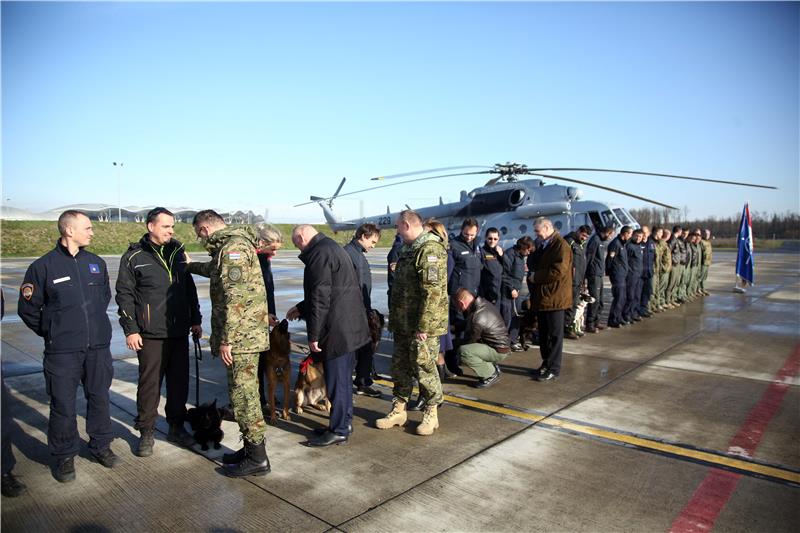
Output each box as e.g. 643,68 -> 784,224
629,208 -> 800,240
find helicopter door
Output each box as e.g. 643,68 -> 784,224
587,211 -> 603,232
572,212 -> 591,231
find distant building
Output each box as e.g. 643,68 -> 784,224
0,204 -> 264,224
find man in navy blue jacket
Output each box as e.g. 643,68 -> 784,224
18,211 -> 117,483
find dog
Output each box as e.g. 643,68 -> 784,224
517,298 -> 539,350
294,356 -> 331,415
186,399 -> 224,451
570,292 -> 596,335
266,319 -> 292,424
368,309 -> 385,353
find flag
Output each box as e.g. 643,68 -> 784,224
735,203 -> 754,285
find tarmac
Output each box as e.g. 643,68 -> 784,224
0,248 -> 798,532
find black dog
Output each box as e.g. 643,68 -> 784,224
186,399 -> 224,451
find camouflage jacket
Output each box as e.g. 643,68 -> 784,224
389,231 -> 448,336
655,240 -> 672,275
186,226 -> 269,355
701,239 -> 713,266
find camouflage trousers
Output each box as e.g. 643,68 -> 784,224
226,351 -> 267,445
391,334 -> 443,406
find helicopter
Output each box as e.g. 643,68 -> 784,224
296,163 -> 776,248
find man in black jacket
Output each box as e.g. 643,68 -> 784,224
116,208 -> 202,456
584,225 -> 613,333
624,229 -> 645,324
287,226 -> 370,446
454,289 -> 510,388
564,225 -> 592,339
478,227 -> 503,308
18,210 -> 117,482
343,223 -> 381,398
606,226 -> 632,328
502,236 -> 534,351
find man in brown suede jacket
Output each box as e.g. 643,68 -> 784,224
527,218 -> 573,381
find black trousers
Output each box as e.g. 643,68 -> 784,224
135,337 -> 189,430
624,276 -> 643,321
2,381 -> 17,474
258,351 -> 268,406
536,310 -> 565,375
499,295 -> 521,344
43,347 -> 113,458
639,275 -> 653,314
585,276 -> 604,328
563,283 -> 581,330
323,351 -> 355,436
608,278 -> 627,326
353,342 -> 375,387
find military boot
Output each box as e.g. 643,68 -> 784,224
222,446 -> 246,465
167,423 -> 195,447
224,441 -> 270,477
375,399 -> 407,429
416,404 -> 439,436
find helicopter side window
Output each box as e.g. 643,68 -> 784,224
519,224 -> 527,235
500,226 -> 508,235
554,220 -> 563,231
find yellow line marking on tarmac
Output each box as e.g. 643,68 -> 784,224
373,379 -> 800,484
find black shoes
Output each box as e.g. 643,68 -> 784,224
475,368 -> 501,389
167,423 -> 195,447
1,472 -> 26,497
224,441 -> 270,477
136,428 -> 155,457
313,424 -> 352,436
535,370 -> 558,382
222,446 -> 246,465
510,343 -> 525,352
585,326 -> 598,333
92,448 -> 119,469
307,430 -> 348,447
564,331 -> 579,340
607,323 -> 620,328
355,386 -> 382,398
55,456 -> 76,483
407,395 -> 426,411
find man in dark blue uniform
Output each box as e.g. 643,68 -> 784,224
501,236 -> 534,352
624,229 -> 645,324
18,210 -> 117,483
605,226 -> 632,328
584,225 -> 613,333
343,223 -> 382,398
448,217 -> 482,297
563,225 -> 592,339
638,226 -> 656,318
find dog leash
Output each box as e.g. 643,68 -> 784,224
193,335 -> 202,407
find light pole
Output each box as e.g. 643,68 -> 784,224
113,162 -> 123,222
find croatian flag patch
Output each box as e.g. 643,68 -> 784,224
228,252 -> 241,261
89,264 -> 101,274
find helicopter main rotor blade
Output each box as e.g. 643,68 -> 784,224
371,166 -> 491,181
530,172 -> 679,210
528,167 -> 777,190
295,169 -> 494,207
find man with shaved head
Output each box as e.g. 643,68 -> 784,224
287,225 -> 370,446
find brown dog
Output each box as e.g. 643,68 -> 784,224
368,309 -> 385,353
266,319 -> 292,423
294,356 -> 331,415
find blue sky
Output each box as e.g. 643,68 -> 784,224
2,1 -> 798,223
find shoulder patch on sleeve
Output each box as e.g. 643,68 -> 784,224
427,255 -> 438,263
228,252 -> 241,261
426,266 -> 439,282
20,283 -> 34,301
228,266 -> 242,281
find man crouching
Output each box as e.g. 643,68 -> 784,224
453,289 -> 510,388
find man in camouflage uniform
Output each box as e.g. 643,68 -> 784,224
700,229 -> 713,296
688,230 -> 703,300
667,226 -> 686,307
376,210 -> 448,436
186,210 -> 270,477
653,228 -> 672,312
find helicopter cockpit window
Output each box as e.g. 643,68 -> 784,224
601,210 -> 617,228
613,208 -> 633,225
519,224 -> 527,234
500,226 -> 508,235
